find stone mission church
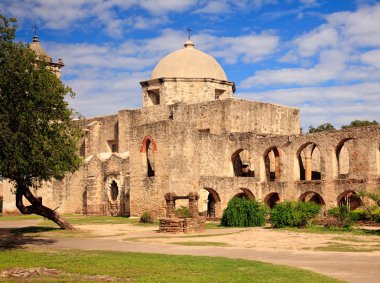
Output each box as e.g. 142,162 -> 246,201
2,35 -> 380,219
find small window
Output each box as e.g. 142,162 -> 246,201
215,89 -> 225,100
148,89 -> 160,105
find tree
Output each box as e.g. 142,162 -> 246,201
341,120 -> 379,129
0,15 -> 81,230
308,123 -> 336,133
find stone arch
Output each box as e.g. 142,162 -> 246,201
198,188 -> 221,218
110,180 -> 119,201
231,149 -> 254,177
140,134 -> 157,177
335,138 -> 353,179
264,192 -> 280,209
337,190 -> 362,210
299,191 -> 325,206
296,142 -> 323,180
263,147 -> 283,181
232,188 -> 255,200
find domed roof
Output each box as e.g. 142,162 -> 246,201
29,34 -> 52,62
150,40 -> 227,81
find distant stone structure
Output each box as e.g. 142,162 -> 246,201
2,36 -> 380,219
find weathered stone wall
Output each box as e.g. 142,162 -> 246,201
171,99 -> 300,135
3,95 -> 379,220
141,78 -> 234,107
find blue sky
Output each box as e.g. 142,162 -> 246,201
1,0 -> 380,129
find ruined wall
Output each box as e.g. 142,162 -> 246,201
171,99 -> 300,135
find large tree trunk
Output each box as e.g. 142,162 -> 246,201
15,181 -> 75,230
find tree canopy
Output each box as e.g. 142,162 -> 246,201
0,15 -> 81,229
341,120 -> 379,129
308,123 -> 336,134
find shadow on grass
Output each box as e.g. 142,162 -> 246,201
0,226 -> 56,250
359,229 -> 380,236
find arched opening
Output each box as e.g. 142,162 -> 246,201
337,190 -> 362,210
146,139 -> 155,177
198,188 -> 221,218
336,139 -> 353,179
140,134 -> 157,177
264,192 -> 280,209
299,191 -> 325,206
232,188 -> 255,200
110,180 -> 119,201
232,149 -> 254,177
264,147 -> 282,181
297,143 -> 322,180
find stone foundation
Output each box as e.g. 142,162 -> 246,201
159,217 -> 206,233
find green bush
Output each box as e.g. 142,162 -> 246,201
296,201 -> 321,227
221,197 -> 266,227
371,210 -> 380,223
349,209 -> 371,221
176,206 -> 191,218
327,205 -> 352,228
139,211 -> 153,223
269,201 -> 321,228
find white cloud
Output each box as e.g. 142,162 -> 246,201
139,0 -> 196,14
293,26 -> 338,57
241,49 -> 347,87
194,33 -> 279,64
361,49 -> 380,69
237,82 -> 380,128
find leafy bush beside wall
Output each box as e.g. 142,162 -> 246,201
221,197 -> 266,227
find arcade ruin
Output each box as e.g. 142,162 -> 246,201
2,36 -> 380,219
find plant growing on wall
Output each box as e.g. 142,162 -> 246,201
0,15 -> 81,230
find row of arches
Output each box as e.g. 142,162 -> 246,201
198,188 -> 362,218
232,139 -> 380,181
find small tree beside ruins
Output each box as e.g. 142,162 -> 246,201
0,16 -> 81,229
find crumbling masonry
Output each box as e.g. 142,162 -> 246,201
2,38 -> 380,218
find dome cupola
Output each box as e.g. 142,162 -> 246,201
140,39 -> 235,108
150,40 -> 227,81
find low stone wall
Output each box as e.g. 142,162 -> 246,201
159,217 -> 206,233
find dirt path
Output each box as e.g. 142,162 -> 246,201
2,221 -> 380,282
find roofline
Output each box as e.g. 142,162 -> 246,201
140,77 -> 236,92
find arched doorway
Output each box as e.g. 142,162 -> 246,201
232,149 -> 254,177
232,188 -> 255,200
264,147 -> 282,181
336,139 -> 353,179
299,191 -> 325,206
198,188 -> 221,218
297,143 -> 323,180
264,192 -> 280,208
337,190 -> 362,210
140,134 -> 157,177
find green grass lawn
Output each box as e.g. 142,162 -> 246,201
280,225 -> 380,236
0,249 -> 343,283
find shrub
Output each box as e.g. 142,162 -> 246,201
176,206 -> 191,218
139,211 -> 153,223
221,197 -> 266,227
296,202 -> 321,227
371,209 -> 380,223
349,209 -> 371,221
327,206 -> 352,228
269,201 -> 321,228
